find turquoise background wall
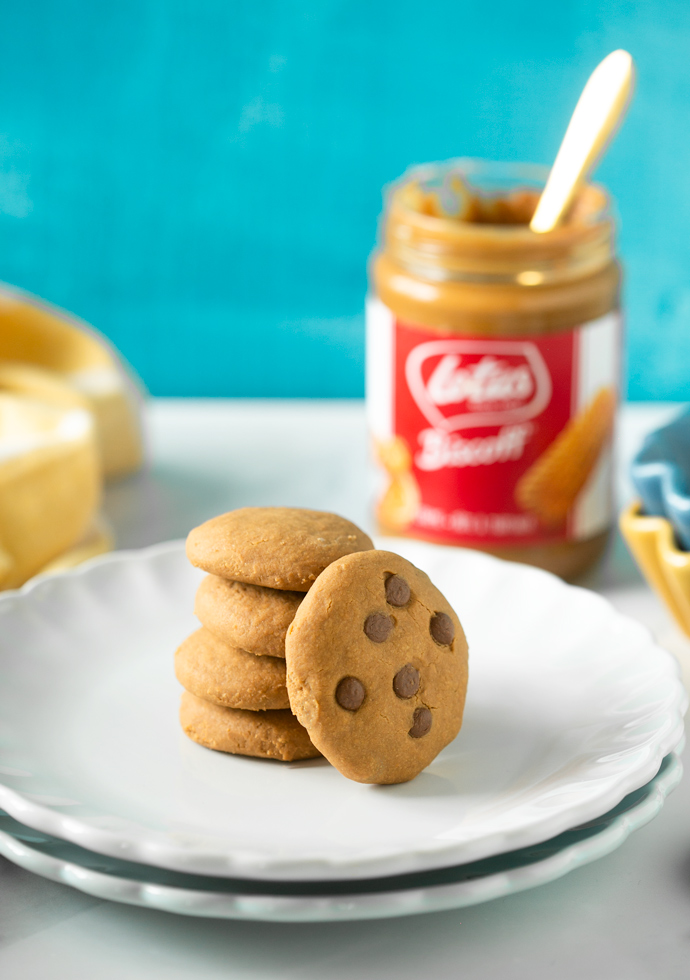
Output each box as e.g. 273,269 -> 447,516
0,1 -> 688,399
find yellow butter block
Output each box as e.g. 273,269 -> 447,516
0,284 -> 144,479
619,500 -> 690,638
0,393 -> 100,589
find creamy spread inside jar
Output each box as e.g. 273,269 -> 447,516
367,159 -> 621,579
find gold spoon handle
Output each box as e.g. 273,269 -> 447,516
530,50 -> 635,234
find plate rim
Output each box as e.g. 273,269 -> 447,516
0,753 -> 681,922
0,539 -> 686,881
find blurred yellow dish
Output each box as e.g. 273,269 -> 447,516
0,283 -> 144,479
36,516 -> 113,576
0,393 -> 100,589
619,500 -> 690,639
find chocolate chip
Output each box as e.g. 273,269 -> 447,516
335,677 -> 365,711
393,664 -> 420,699
364,613 -> 393,643
409,707 -> 432,738
385,574 -> 411,607
430,612 -> 454,645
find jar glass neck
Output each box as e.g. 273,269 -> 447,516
382,160 -> 615,286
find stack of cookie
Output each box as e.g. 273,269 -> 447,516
176,505 -> 470,785
176,507 -> 374,762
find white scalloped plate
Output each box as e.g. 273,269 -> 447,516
0,754 -> 681,921
0,538 -> 684,881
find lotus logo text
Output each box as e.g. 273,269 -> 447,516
405,339 -> 552,432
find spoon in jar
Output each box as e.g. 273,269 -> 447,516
530,49 -> 635,234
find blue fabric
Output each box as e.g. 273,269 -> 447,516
632,408 -> 690,551
0,1 -> 688,397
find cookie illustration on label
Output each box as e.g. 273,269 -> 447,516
375,436 -> 421,532
515,386 -> 616,528
285,550 -> 469,784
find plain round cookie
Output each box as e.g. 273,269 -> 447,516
285,550 -> 468,784
186,507 -> 374,591
179,691 -> 321,761
175,628 -> 289,710
195,575 -> 303,658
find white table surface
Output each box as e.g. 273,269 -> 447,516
1,398 -> 689,980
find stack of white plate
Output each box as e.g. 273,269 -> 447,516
0,539 -> 685,923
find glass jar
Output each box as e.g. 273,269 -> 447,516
367,159 -> 621,580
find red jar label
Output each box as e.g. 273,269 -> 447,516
366,299 -> 620,546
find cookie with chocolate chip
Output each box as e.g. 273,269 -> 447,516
186,507 -> 374,591
285,550 -> 468,784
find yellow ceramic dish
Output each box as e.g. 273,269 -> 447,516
0,393 -> 100,589
0,283 -> 144,479
620,500 -> 690,638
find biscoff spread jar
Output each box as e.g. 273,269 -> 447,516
367,159 -> 621,580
